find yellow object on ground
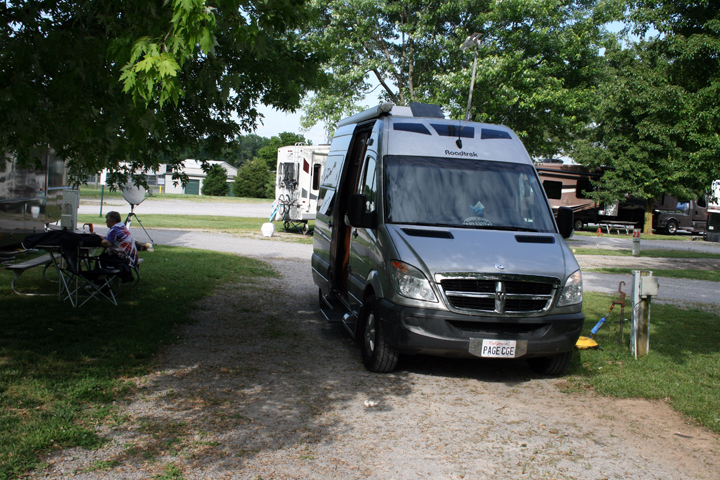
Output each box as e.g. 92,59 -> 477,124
576,336 -> 599,349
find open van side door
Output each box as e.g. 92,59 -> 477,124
347,128 -> 381,324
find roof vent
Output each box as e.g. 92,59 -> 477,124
409,103 -> 445,119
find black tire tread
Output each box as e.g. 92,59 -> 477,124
527,350 -> 573,376
361,296 -> 399,373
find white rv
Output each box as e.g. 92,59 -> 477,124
273,143 -> 330,232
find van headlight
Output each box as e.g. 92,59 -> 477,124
390,261 -> 438,302
557,270 -> 583,306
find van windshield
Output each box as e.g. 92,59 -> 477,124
384,155 -> 556,232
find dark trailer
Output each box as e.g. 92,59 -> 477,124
536,162 -> 645,231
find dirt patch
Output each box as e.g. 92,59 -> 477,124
35,258 -> 720,479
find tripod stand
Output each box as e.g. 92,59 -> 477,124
125,204 -> 155,245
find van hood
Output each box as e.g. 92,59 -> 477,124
386,225 -> 577,282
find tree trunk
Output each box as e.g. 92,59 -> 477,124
643,198 -> 654,234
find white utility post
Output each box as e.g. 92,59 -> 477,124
631,270 -> 659,359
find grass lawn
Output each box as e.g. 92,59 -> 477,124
573,229 -> 695,241
0,247 -> 276,478
571,247 -> 720,259
76,214 -> 315,244
569,292 -> 720,435
585,267 -> 720,282
78,187 -> 271,204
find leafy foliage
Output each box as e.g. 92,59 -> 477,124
201,164 -> 230,196
300,0 -> 610,158
233,159 -> 273,198
572,1 -> 720,231
0,0 -> 325,186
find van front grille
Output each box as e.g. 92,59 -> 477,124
438,275 -> 558,315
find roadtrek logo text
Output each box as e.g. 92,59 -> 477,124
445,150 -> 478,157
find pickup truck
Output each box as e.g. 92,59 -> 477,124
652,195 -> 708,235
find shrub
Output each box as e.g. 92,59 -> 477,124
201,164 -> 230,196
233,159 -> 274,199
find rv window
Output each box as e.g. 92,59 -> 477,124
430,124 -> 474,138
480,128 -> 511,140
280,163 -> 296,188
312,164 -> 321,191
576,179 -> 593,199
394,123 -> 431,135
543,180 -> 562,199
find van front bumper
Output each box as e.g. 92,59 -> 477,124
378,299 -> 584,358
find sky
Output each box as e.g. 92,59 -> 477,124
252,105 -> 330,145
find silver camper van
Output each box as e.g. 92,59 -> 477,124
312,103 -> 582,375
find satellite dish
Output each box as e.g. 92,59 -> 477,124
122,184 -> 147,206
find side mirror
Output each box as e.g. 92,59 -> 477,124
346,194 -> 376,229
557,206 -> 574,239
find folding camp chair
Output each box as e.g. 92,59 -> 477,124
54,245 -> 122,307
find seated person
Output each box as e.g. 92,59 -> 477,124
98,211 -> 138,282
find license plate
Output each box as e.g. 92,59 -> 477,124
479,339 -> 517,358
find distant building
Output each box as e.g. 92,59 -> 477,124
161,160 -> 237,196
96,160 -> 237,196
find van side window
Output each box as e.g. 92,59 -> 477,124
361,155 -> 377,212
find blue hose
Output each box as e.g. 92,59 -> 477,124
590,317 -> 607,337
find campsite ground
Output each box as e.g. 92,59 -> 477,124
30,197 -> 720,479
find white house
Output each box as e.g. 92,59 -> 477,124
161,160 -> 237,195
97,160 -> 237,195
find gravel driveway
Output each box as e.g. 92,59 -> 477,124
34,224 -> 720,479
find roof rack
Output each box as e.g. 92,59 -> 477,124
337,103 -> 444,127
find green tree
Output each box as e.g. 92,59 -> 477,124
201,164 -> 230,196
257,132 -> 311,170
1,0 -> 325,186
231,134 -> 272,167
300,0 -> 611,158
233,158 -> 273,198
572,1 -> 720,233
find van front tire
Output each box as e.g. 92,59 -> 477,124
360,296 -> 399,373
527,351 -> 573,376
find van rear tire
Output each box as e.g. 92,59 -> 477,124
527,351 -> 573,376
359,296 -> 399,373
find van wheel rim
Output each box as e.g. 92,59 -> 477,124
365,313 -> 376,354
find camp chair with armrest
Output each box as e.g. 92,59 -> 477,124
59,246 -> 122,307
